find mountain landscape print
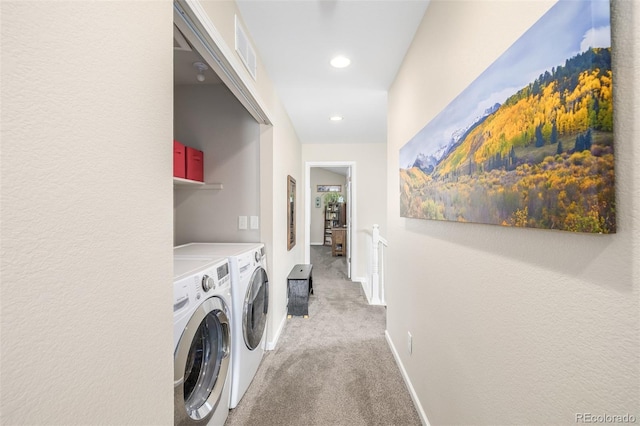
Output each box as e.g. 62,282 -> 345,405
399,0 -> 615,233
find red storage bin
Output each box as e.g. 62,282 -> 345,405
186,147 -> 204,182
173,140 -> 186,179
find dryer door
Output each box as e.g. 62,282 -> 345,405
174,297 -> 230,425
243,267 -> 269,350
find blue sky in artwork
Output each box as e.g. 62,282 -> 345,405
399,0 -> 611,168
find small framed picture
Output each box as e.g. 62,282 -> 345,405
317,184 -> 341,192
287,175 -> 296,251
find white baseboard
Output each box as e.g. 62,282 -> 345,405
353,276 -> 372,304
385,330 -> 431,426
354,276 -> 386,306
266,312 -> 286,350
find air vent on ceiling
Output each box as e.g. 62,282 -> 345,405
235,15 -> 257,81
173,25 -> 192,51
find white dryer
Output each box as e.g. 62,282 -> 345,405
173,256 -> 232,426
174,243 -> 269,409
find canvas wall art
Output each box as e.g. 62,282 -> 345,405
399,0 -> 614,233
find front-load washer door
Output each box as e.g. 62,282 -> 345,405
243,267 -> 269,350
174,297 -> 230,425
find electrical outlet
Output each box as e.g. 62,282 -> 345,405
238,216 -> 247,230
408,332 -> 412,355
250,216 -> 259,229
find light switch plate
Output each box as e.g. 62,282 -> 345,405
250,216 -> 259,229
238,216 -> 248,230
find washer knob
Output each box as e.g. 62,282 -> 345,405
202,275 -> 214,292
254,251 -> 260,263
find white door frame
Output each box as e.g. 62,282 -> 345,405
304,161 -> 356,280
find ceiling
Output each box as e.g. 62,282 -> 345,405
235,0 -> 430,145
319,166 -> 348,176
173,25 -> 222,85
174,1 -> 430,144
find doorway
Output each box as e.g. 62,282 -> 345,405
304,162 -> 356,280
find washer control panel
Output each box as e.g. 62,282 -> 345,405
177,259 -> 231,305
201,275 -> 215,292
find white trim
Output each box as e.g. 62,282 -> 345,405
310,242 -> 324,246
266,312 -> 287,351
305,161 -> 356,281
369,224 -> 387,306
175,0 -> 272,125
385,330 -> 431,426
173,24 -> 192,51
354,275 -> 385,306
352,276 -> 371,303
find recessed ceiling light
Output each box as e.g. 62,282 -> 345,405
330,116 -> 344,121
330,55 -> 351,68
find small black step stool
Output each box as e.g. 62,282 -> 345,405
287,264 -> 313,318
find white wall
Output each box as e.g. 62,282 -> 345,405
0,0 -> 304,422
1,2 -> 174,424
197,0 -> 278,112
302,143 -> 387,285
310,168 -> 347,245
266,98 -> 303,348
387,1 -> 639,424
196,0 -> 304,348
174,83 -> 260,244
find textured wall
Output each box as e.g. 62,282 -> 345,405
268,98 -> 304,347
174,84 -> 261,244
198,0 -> 277,119
387,1 -> 639,424
1,2 -> 174,424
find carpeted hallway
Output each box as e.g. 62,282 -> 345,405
225,245 -> 421,426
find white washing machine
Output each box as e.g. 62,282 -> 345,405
174,243 -> 269,409
173,256 -> 232,426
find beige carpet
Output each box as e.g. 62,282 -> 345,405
225,245 -> 421,426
